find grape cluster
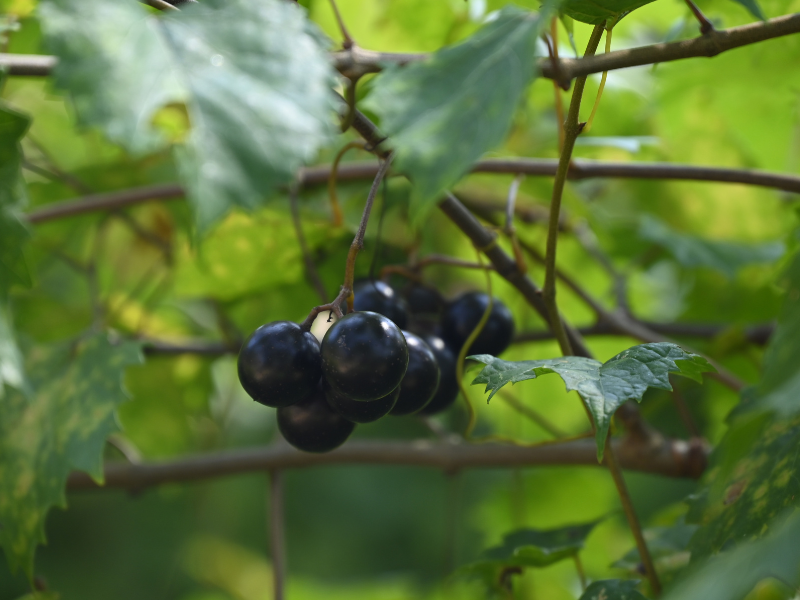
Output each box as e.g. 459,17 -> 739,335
237,280 -> 514,453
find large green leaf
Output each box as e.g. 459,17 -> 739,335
561,0 -> 657,25
687,410 -> 800,559
39,0 -> 336,231
460,521 -> 600,592
0,334 -> 143,578
578,579 -> 648,600
470,343 -> 714,460
363,6 -> 547,220
665,510 -> 800,600
639,215 -> 784,280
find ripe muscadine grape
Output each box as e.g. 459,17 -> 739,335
277,384 -> 355,453
441,292 -> 515,357
321,311 -> 409,402
390,331 -> 440,416
237,321 -> 321,408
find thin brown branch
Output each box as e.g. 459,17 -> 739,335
24,158 -> 800,225
684,0 -> 715,34
66,435 -> 708,492
5,13 -> 800,82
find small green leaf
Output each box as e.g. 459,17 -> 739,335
470,342 -> 715,460
728,0 -> 765,20
40,0 -> 336,232
639,215 -> 784,279
459,521 -> 600,591
0,334 -> 143,578
364,6 -> 548,220
561,0 -> 657,25
666,510 -> 800,600
578,579 -> 648,600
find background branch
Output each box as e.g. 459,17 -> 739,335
67,435 -> 708,492
4,12 -> 799,83
27,158 -> 800,224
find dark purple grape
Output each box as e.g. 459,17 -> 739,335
441,292 -> 515,357
353,280 -> 409,329
237,321 -> 321,408
323,379 -> 399,423
390,331 -> 440,416
321,311 -> 409,402
418,335 -> 460,415
277,385 -> 355,453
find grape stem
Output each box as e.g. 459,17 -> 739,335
543,24 -> 663,596
342,153 -> 394,312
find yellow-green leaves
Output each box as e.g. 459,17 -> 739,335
0,334 -> 142,578
39,0 -> 336,232
470,342 -> 714,460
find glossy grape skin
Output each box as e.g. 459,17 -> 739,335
321,311 -> 409,402
440,292 -> 515,357
323,379 -> 399,423
389,331 -> 440,416
237,321 -> 321,408
417,335 -> 460,415
353,280 -> 409,329
277,385 -> 355,453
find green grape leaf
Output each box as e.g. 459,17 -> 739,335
561,0 -> 657,25
729,0 -> 765,20
39,0 -> 336,232
579,579 -> 648,600
363,5 -> 547,221
639,215 -> 784,279
747,251 -> 800,415
665,510 -> 800,600
687,410 -> 800,559
613,521 -> 696,584
470,343 -> 715,460
460,521 -> 600,591
0,334 -> 143,578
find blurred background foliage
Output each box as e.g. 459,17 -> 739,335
1,0 -> 800,598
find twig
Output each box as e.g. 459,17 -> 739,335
572,222 -> 629,312
549,18 -> 566,149
670,379 -> 701,438
328,141 -> 367,227
573,554 -> 587,591
7,13 -> 800,82
328,0 -> 355,48
65,435 -> 709,492
498,390 -> 567,439
339,76 -> 360,132
543,24 -> 605,356
290,185 -> 328,303
326,13 -> 800,84
546,25 -> 662,595
684,0 -> 715,35
342,154 -> 394,311
269,470 -> 286,600
24,158 -> 800,224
